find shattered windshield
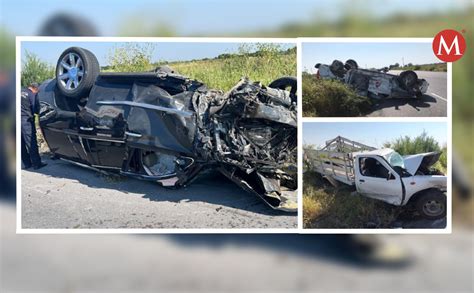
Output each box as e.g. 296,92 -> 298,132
386,151 -> 405,169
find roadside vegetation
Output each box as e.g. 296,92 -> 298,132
303,132 -> 447,228
302,72 -> 372,117
103,43 -> 296,91
390,62 -> 447,72
106,43 -> 156,72
21,51 -> 54,87
165,44 -> 296,91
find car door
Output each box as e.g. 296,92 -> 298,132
355,155 -> 403,205
75,107 -> 128,170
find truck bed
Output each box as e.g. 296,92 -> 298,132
304,136 -> 375,186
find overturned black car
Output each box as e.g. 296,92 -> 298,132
37,47 -> 298,212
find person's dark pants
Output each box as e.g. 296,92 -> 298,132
21,117 -> 41,168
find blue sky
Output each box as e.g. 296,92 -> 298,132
2,0 -> 469,36
21,42 -> 294,66
302,42 -> 440,73
303,122 -> 447,149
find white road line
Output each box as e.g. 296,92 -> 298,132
431,92 -> 447,102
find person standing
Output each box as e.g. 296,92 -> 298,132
21,83 -> 47,170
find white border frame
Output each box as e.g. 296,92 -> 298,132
16,37 -> 451,234
299,38 -> 451,234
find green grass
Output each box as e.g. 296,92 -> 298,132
303,172 -> 402,229
391,63 -> 447,72
302,72 -> 372,117
165,48 -> 296,91
103,43 -> 296,91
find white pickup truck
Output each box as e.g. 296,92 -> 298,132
304,136 -> 447,219
315,59 -> 429,99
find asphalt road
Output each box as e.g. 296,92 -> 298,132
2,203 -> 473,292
367,71 -> 447,117
21,158 -> 296,229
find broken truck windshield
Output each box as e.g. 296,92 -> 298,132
386,151 -> 405,169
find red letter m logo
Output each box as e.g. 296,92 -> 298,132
433,30 -> 466,62
437,35 -> 461,56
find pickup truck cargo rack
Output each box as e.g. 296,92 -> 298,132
305,136 -> 374,186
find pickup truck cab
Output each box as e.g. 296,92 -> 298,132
353,149 -> 447,219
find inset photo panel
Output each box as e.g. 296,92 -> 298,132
301,39 -> 448,117
17,37 -> 298,232
302,121 -> 450,232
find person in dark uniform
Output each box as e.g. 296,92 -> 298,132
21,83 -> 47,170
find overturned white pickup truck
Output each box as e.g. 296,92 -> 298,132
315,59 -> 429,99
304,136 -> 447,220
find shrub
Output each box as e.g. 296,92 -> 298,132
21,51 -> 54,87
383,130 -> 441,155
302,72 -> 372,117
107,43 -> 156,72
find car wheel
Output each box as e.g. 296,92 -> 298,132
344,59 -> 358,70
55,47 -> 100,99
268,76 -> 297,102
329,60 -> 346,78
415,190 -> 446,220
399,70 -> 418,90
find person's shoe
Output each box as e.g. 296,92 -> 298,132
33,162 -> 48,170
22,164 -> 32,170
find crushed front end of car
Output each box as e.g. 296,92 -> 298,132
193,79 -> 298,212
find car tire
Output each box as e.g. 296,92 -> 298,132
329,60 -> 345,78
415,190 -> 446,220
268,76 -> 297,104
344,59 -> 358,70
55,47 -> 100,99
268,76 -> 297,95
399,70 -> 418,90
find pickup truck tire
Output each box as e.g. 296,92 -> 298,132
416,190 -> 446,220
329,60 -> 346,78
399,70 -> 418,90
344,59 -> 358,70
55,47 -> 100,99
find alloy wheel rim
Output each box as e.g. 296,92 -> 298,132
58,52 -> 84,91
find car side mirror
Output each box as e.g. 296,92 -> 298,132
387,173 -> 395,180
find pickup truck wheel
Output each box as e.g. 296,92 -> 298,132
399,70 -> 418,90
55,47 -> 100,99
416,191 -> 446,220
329,60 -> 346,78
344,59 -> 358,70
